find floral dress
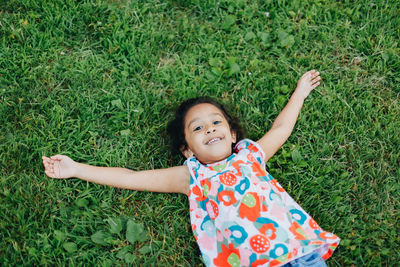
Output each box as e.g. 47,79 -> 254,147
185,139 -> 339,267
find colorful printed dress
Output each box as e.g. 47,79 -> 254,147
185,139 -> 339,267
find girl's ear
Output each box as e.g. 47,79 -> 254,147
180,145 -> 194,159
231,131 -> 237,143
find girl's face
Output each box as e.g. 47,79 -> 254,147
182,103 -> 236,164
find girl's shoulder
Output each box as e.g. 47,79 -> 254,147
235,139 -> 266,164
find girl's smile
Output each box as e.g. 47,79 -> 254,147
182,103 -> 236,164
205,137 -> 223,145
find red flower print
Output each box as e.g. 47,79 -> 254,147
206,199 -> 219,220
201,179 -> 212,197
214,243 -> 240,267
270,179 -> 285,192
249,234 -> 270,253
218,190 -> 237,206
201,179 -> 211,187
318,232 -> 338,240
322,249 -> 333,260
231,160 -> 245,176
239,192 -> 261,222
259,223 -> 277,240
289,221 -> 307,240
192,185 -> 206,201
322,242 -> 338,260
269,259 -> 282,267
251,162 -> 265,177
220,172 -> 237,186
247,153 -> 257,162
308,218 -> 321,230
248,143 -> 259,153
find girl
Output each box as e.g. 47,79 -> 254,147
43,70 -> 340,266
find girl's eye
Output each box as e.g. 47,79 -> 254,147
193,126 -> 202,131
213,121 -> 222,125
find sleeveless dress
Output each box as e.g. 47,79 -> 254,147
185,139 -> 339,267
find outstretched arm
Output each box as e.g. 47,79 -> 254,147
257,70 -> 321,162
42,155 -> 190,195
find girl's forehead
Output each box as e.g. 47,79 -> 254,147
185,103 -> 225,124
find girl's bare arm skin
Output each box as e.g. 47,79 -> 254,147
42,155 -> 190,195
257,70 -> 321,162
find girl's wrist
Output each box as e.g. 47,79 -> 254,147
73,161 -> 83,178
292,89 -> 307,102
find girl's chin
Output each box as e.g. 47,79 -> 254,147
198,151 -> 232,164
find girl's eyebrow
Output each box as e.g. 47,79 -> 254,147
187,113 -> 223,128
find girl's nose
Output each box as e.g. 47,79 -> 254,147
206,125 -> 216,134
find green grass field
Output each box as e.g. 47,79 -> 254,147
1,0 -> 399,265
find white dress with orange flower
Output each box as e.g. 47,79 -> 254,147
185,139 -> 339,267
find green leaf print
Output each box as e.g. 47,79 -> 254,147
212,163 -> 227,172
243,193 -> 256,207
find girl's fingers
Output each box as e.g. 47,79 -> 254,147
43,156 -> 55,165
304,70 -> 319,79
301,70 -> 312,79
45,169 -> 55,178
302,70 -> 319,83
42,156 -> 55,177
50,155 -> 63,161
43,161 -> 50,169
45,166 -> 61,179
308,70 -> 317,77
304,71 -> 313,79
42,156 -> 50,164
312,82 -> 320,89
312,76 -> 321,84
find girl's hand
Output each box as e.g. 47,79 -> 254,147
42,155 -> 77,179
295,70 -> 321,99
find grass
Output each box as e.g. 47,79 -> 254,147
1,0 -> 399,265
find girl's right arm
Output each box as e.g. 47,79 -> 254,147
42,155 -> 190,195
257,70 -> 321,162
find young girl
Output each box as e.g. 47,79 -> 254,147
43,70 -> 340,266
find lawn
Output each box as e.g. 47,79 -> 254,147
0,0 -> 399,266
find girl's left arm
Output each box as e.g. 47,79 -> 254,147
257,70 -> 321,162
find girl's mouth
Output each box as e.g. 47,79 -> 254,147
205,137 -> 223,145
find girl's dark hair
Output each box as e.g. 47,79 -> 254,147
167,97 -> 244,157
